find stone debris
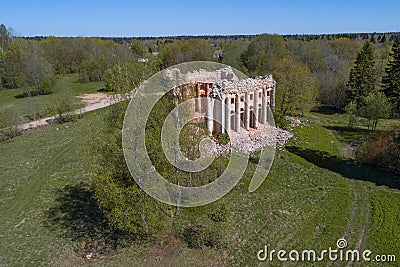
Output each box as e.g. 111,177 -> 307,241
164,67 -> 239,86
214,74 -> 275,96
213,124 -> 293,155
165,67 -> 275,96
285,116 -> 309,128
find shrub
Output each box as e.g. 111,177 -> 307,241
273,111 -> 290,130
344,101 -> 358,126
208,203 -> 230,222
0,106 -> 21,142
48,89 -> 75,123
182,221 -> 230,249
182,204 -> 231,249
216,133 -> 230,145
357,130 -> 400,173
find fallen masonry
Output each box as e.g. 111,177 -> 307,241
213,123 -> 294,156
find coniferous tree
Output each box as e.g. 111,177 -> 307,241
382,40 -> 400,111
346,41 -> 376,106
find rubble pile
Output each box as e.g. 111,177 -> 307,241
285,116 -> 309,128
165,67 -> 275,98
215,74 -> 275,95
214,124 -> 293,155
164,67 -> 239,86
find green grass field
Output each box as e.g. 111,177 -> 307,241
0,103 -> 399,266
0,74 -> 104,123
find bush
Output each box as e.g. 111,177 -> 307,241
183,221 -> 230,249
273,111 -> 290,130
208,203 -> 230,222
182,224 -> 204,249
357,130 -> 400,173
0,106 -> 21,142
344,101 -> 358,126
48,89 -> 75,123
15,80 -> 55,99
216,133 -> 230,145
53,114 -> 77,124
182,204 -> 231,249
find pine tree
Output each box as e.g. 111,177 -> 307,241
382,40 -> 400,111
346,41 -> 376,106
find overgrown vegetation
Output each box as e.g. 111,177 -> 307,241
272,110 -> 290,130
358,129 -> 400,173
48,89 -> 76,123
0,105 -> 21,141
216,133 -> 230,145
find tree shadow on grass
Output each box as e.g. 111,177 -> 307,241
311,106 -> 343,115
286,146 -> 400,190
44,182 -> 134,254
323,125 -> 371,143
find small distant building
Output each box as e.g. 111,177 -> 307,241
165,67 -> 276,136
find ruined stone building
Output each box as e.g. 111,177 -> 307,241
165,67 -> 276,136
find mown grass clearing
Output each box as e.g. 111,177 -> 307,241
0,74 -> 104,123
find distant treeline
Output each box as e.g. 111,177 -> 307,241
23,32 -> 400,45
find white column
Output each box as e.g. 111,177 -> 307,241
271,88 -> 275,110
225,97 -> 231,135
206,96 -> 213,135
262,89 -> 267,124
195,83 -> 201,112
254,90 -> 259,129
220,98 -> 225,134
235,95 -> 240,132
213,98 -> 224,134
245,93 -> 250,130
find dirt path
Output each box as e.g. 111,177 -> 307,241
319,118 -> 372,267
18,93 -> 125,131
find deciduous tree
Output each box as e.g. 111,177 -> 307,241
0,24 -> 12,52
221,43 -> 248,75
158,39 -> 214,69
273,58 -> 319,115
359,91 -> 391,130
24,53 -> 54,95
242,34 -> 288,76
2,42 -> 25,88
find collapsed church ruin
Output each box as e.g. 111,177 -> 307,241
165,67 -> 276,136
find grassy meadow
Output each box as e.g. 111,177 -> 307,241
0,74 -> 103,123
